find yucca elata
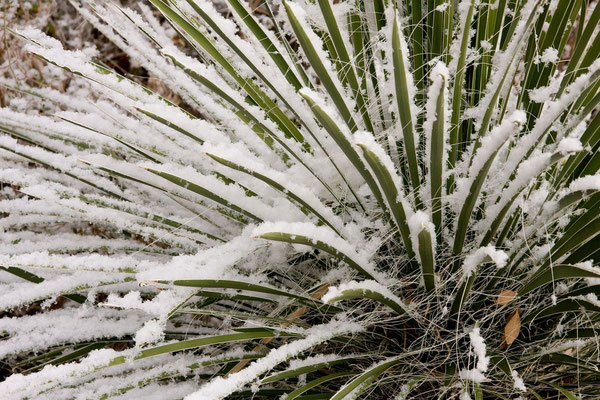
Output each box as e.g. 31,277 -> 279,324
1,0 -> 600,398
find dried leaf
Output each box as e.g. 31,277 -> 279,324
504,310 -> 521,346
497,290 -> 517,306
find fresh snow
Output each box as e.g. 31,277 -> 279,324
462,246 -> 508,277
511,369 -> 527,391
459,327 -> 490,383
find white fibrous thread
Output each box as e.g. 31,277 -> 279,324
459,327 -> 490,383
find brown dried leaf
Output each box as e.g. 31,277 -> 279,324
504,310 -> 521,346
497,290 -> 517,306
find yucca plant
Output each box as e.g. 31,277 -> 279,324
1,0 -> 600,398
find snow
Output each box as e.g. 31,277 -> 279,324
435,3 -> 450,12
136,233 -> 263,282
462,246 -> 508,277
511,370 -> 526,391
528,71 -> 564,103
459,327 -> 489,383
101,290 -> 185,317
353,130 -> 405,197
480,40 -> 492,51
0,349 -> 120,398
535,47 -> 559,65
459,369 -> 487,383
135,319 -> 166,346
573,261 -> 600,277
556,137 -> 583,155
500,58 -> 600,193
201,140 -> 346,235
476,151 -> 556,238
583,293 -> 600,307
0,307 -> 145,359
539,339 -> 590,356
0,270 -> 121,311
460,391 -> 473,400
568,174 -> 600,193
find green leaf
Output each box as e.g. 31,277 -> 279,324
110,330 -> 279,366
164,279 -> 317,305
255,230 -> 378,281
413,221 -> 436,293
329,357 -> 401,400
283,1 -> 358,132
262,355 -> 362,383
205,152 -> 342,236
299,91 -> 383,211
224,0 -> 303,91
145,168 -> 262,223
522,298 -> 600,324
545,382 -> 581,400
286,371 -> 357,400
428,69 -> 447,237
519,263 -> 600,297
316,0 -> 372,132
324,286 -> 409,315
391,13 -> 421,197
356,143 -> 414,258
